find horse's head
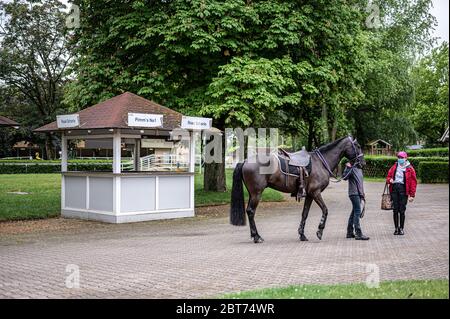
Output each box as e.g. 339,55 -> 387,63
344,136 -> 365,167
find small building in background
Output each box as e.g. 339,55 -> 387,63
406,144 -> 424,150
13,140 -> 42,158
366,139 -> 393,156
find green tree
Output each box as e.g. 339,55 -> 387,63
0,0 -> 73,159
411,42 -> 449,146
65,0 -> 373,190
351,0 -> 437,150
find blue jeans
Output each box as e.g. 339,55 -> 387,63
347,195 -> 362,234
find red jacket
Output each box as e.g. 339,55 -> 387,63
386,163 -> 418,197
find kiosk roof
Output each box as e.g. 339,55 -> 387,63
35,92 -> 183,132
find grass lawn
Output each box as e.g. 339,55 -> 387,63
0,174 -> 61,221
220,279 -> 449,299
0,171 -> 284,221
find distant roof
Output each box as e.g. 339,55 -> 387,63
406,145 -> 424,150
35,92 -> 183,132
440,127 -> 449,142
0,116 -> 19,127
13,141 -> 39,148
368,139 -> 392,146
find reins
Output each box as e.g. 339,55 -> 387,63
314,137 -> 364,183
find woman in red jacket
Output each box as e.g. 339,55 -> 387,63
386,151 -> 418,235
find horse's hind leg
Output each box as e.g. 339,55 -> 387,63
298,196 -> 313,241
247,193 -> 263,243
314,193 -> 329,240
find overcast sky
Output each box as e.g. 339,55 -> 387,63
430,0 -> 449,45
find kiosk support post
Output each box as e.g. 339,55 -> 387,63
189,130 -> 196,209
61,132 -> 68,172
113,129 -> 121,174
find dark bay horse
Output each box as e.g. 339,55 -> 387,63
230,136 -> 365,243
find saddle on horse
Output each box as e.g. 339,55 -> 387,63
278,146 -> 311,201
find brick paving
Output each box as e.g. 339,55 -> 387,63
0,182 -> 448,298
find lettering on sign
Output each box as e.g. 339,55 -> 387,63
128,113 -> 163,127
141,139 -> 174,149
181,116 -> 212,130
57,114 -> 80,128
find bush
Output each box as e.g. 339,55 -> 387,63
418,162 -> 449,183
407,147 -> 449,157
0,163 -> 113,174
0,159 -> 112,163
341,155 -> 449,182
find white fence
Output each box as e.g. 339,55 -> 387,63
121,154 -> 189,172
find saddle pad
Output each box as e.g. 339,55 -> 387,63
278,155 -> 312,176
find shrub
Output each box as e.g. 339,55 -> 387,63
0,159 -> 112,163
0,163 -> 112,174
418,162 -> 449,183
340,155 -> 449,181
407,148 -> 449,157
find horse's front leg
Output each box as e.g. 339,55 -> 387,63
247,193 -> 264,243
298,196 -> 313,241
314,193 -> 328,240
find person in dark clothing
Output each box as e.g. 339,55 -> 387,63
343,162 -> 369,240
386,151 -> 417,235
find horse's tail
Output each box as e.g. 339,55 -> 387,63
230,162 -> 246,226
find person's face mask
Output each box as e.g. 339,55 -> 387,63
398,158 -> 406,165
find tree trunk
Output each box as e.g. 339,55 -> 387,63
307,119 -> 314,150
321,103 -> 329,142
331,116 -> 338,141
44,133 -> 54,160
203,132 -> 226,192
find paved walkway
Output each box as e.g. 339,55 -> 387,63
0,182 -> 448,298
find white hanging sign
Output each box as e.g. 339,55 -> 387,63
181,116 -> 212,130
128,113 -> 163,127
57,114 -> 80,128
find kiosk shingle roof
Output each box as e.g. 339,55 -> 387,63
35,92 -> 183,132
0,116 -> 19,127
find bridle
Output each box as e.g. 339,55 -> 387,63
314,136 -> 364,182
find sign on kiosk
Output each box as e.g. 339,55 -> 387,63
57,114 -> 80,128
128,113 -> 163,127
181,116 -> 212,130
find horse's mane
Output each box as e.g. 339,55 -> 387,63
316,136 -> 349,152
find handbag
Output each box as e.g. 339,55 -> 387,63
381,183 -> 393,210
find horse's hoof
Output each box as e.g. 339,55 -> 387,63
253,236 -> 264,243
316,231 -> 323,240
299,235 -> 308,241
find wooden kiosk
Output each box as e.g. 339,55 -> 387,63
35,92 -> 211,223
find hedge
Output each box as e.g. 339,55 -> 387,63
340,156 -> 448,183
0,163 -> 112,174
418,162 -> 449,183
0,159 -> 112,163
407,147 -> 449,157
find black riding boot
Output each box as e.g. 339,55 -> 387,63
393,212 -> 400,235
346,225 -> 355,238
355,228 -> 370,240
399,212 -> 405,235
